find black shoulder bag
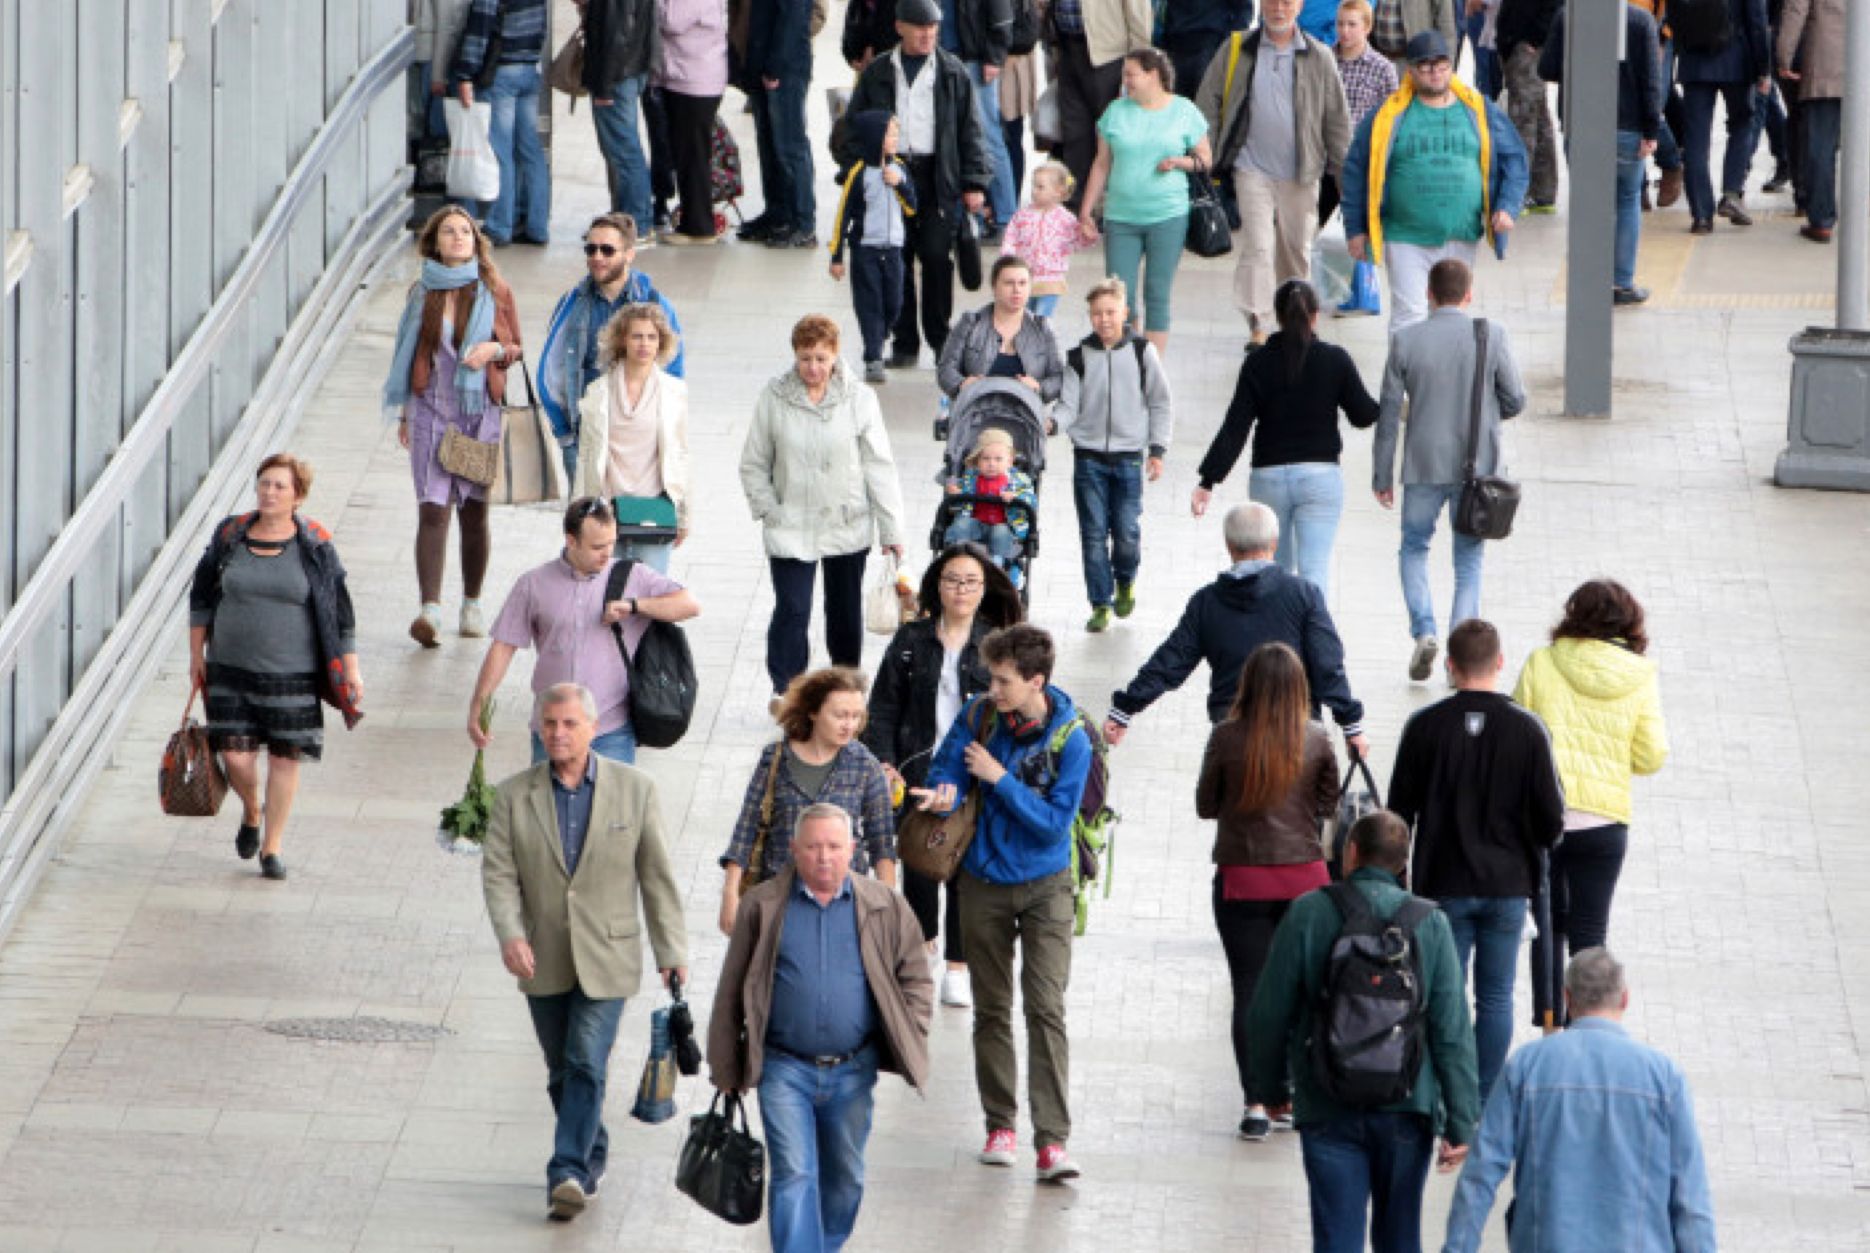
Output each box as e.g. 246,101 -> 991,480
1452,319 -> 1522,541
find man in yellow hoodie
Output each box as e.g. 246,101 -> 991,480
1339,31 -> 1528,331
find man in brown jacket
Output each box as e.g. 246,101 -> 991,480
1776,0 -> 1844,243
709,804 -> 933,1253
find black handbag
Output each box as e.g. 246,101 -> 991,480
955,212 -> 984,292
675,1090 -> 766,1226
1328,749 -> 1382,877
1453,319 -> 1522,541
1184,159 -> 1233,259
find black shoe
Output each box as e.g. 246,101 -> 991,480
887,348 -> 919,369
259,854 -> 288,881
763,225 -> 806,248
1238,1111 -> 1272,1142
1763,161 -> 1792,193
1689,218 -> 1713,236
790,231 -> 820,249
235,821 -> 260,860
736,216 -> 777,242
1612,286 -> 1650,306
1716,193 -> 1753,226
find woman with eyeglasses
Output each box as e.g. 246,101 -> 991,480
862,544 -> 1024,1007
382,205 -> 523,648
740,314 -> 907,708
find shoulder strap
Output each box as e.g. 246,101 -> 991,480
1046,711 -> 1086,757
1131,336 -> 1150,392
1391,897 -> 1435,936
605,557 -> 638,603
1223,31 -> 1244,107
1067,345 -> 1084,378
1322,881 -> 1374,930
1463,319 -> 1489,481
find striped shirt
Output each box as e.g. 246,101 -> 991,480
1338,46 -> 1401,126
452,0 -> 547,82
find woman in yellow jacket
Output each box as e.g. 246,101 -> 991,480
1513,579 -> 1668,1025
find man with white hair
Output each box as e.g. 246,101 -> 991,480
481,682 -> 689,1222
1103,502 -> 1367,756
1441,948 -> 1717,1253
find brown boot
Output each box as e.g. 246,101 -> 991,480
1656,167 -> 1683,208
1641,182 -> 1653,213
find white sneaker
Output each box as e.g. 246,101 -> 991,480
940,969 -> 973,1008
460,599 -> 486,638
1408,634 -> 1439,682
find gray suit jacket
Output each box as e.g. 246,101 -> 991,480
1373,307 -> 1526,493
481,757 -> 689,1000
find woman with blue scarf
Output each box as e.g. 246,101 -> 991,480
383,206 -> 523,648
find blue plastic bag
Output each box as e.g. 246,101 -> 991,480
1340,260 -> 1382,317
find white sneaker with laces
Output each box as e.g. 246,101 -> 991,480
940,969 -> 973,1008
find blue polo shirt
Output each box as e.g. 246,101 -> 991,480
550,752 -> 598,876
766,877 -> 877,1057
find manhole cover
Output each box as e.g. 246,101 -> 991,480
263,1016 -> 452,1043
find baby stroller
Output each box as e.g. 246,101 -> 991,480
929,380 -> 1051,603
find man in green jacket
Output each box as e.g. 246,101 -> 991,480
1246,809 -> 1480,1253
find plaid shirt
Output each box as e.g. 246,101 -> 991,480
720,741 -> 897,876
1338,46 -> 1401,127
1370,0 -> 1408,57
452,0 -> 547,82
1052,0 -> 1085,35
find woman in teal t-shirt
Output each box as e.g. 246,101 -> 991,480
1077,48 -> 1212,355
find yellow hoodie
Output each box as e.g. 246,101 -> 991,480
1512,638 -> 1668,826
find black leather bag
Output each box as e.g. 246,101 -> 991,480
605,560 -> 698,749
1453,319 -> 1522,541
1183,160 -> 1233,259
955,212 -> 983,292
675,1090 -> 766,1226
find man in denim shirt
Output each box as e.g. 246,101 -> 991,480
1442,948 -> 1717,1253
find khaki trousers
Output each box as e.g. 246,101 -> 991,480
1232,166 -> 1320,331
958,867 -> 1075,1148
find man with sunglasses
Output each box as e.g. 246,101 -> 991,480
467,497 -> 699,765
1340,30 -> 1527,331
540,214 -> 686,483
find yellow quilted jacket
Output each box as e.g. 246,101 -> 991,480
1512,638 -> 1668,825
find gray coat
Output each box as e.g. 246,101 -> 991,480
1194,26 -> 1352,183
1373,307 -> 1525,492
1057,332 -> 1175,458
937,304 -> 1067,403
1778,0 -> 1845,101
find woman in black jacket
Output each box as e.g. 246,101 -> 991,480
863,543 -> 1021,1006
1190,279 -> 1378,600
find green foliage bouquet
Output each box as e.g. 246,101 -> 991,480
438,698 -> 499,855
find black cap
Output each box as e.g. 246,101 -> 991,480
897,0 -> 942,25
1404,31 -> 1451,64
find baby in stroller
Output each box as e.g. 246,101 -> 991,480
943,428 -> 1036,587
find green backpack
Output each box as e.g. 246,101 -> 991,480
1040,711 -> 1119,937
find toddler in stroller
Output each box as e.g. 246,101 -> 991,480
937,428 -> 1037,590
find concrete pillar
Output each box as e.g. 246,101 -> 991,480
1559,0 -> 1620,417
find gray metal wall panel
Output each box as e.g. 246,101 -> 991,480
209,0 -> 255,447
324,1 -> 363,258
122,0 -> 175,592
288,2 -> 326,311
167,0 -> 213,518
249,0 -> 290,385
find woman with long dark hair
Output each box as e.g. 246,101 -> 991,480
863,544 -> 1023,1007
1195,641 -> 1337,1141
1513,579 -> 1668,1026
1190,279 -> 1379,599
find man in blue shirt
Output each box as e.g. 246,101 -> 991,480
709,805 -> 933,1253
1442,947 -> 1717,1253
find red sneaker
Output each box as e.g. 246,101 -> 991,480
979,1129 -> 1017,1166
1036,1144 -> 1080,1181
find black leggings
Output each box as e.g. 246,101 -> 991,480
663,89 -> 722,237
1530,823 -> 1629,1023
902,865 -> 965,963
1212,877 -> 1292,1107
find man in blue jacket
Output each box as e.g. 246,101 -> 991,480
1673,0 -> 1770,235
915,624 -> 1091,1184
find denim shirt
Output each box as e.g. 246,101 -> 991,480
766,876 -> 878,1057
1442,1018 -> 1717,1253
549,752 -> 598,877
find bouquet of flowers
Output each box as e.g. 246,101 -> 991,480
438,698 -> 498,855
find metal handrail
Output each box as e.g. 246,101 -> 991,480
0,26 -> 413,685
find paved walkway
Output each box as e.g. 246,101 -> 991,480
3,17 -> 1868,1251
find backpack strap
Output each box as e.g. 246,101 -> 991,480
1321,882 -> 1375,931
606,557 -> 640,659
1067,345 -> 1084,379
1389,897 -> 1435,936
1131,336 -> 1149,393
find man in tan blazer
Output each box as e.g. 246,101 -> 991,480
482,682 -> 688,1223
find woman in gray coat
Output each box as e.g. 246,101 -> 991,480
936,256 -> 1067,405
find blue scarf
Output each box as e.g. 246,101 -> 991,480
382,258 -> 498,420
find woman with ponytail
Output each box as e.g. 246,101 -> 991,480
1195,641 -> 1338,1142
1189,279 -> 1379,599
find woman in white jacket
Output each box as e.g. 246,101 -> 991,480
740,314 -> 907,704
574,302 -> 690,571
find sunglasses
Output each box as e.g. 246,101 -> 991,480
566,496 -> 615,527
584,243 -> 623,257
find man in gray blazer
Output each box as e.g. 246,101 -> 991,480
481,682 -> 689,1222
1371,258 -> 1524,682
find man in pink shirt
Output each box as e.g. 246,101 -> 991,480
468,496 -> 700,763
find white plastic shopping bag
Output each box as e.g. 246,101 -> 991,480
443,99 -> 500,203
865,551 -> 905,636
1310,215 -> 1354,311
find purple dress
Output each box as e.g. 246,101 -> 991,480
406,325 -> 502,506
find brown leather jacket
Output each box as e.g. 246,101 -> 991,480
1196,720 -> 1337,866
707,866 -> 933,1092
407,277 -> 523,403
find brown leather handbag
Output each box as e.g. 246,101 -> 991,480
159,684 -> 228,817
894,704 -> 991,883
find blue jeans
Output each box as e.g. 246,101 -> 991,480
592,73 -> 652,234
525,987 -> 627,1189
1072,454 -> 1143,609
1679,80 -> 1754,222
758,1048 -> 879,1253
967,62 -> 1018,226
1102,214 -> 1188,332
483,63 -> 550,244
1615,130 -> 1645,289
1299,1111 -> 1435,1253
944,516 -> 1020,566
1802,97 -> 1841,229
1438,895 -> 1527,1102
1399,484 -> 1483,641
1464,10 -> 1502,100
1028,293 -> 1060,318
1248,463 -> 1344,598
752,75 -> 815,233
530,723 -> 639,766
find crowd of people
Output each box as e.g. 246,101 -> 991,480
169,0 -> 1770,1247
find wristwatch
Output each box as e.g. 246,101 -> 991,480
627,598 -> 639,616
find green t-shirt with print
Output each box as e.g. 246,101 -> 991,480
1097,95 -> 1210,226
1382,100 -> 1486,247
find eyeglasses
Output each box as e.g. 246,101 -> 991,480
584,243 -> 622,257
940,576 -> 985,591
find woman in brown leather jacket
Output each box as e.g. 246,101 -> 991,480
1195,641 -> 1337,1143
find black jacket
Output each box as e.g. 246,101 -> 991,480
840,47 -> 994,208
1160,0 -> 1258,48
1389,691 -> 1565,899
1538,7 -> 1665,140
842,0 -> 899,66
581,0 -> 661,92
1495,0 -> 1564,59
862,616 -> 993,791
1108,563 -> 1364,734
1198,336 -> 1379,487
953,0 -> 1015,66
189,513 -> 363,729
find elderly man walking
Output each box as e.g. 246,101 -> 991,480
480,683 -> 689,1221
710,804 -> 934,1253
1442,948 -> 1718,1253
1195,0 -> 1352,349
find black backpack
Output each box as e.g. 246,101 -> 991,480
1067,337 -> 1151,391
605,560 -> 698,750
1669,0 -> 1733,55
1309,884 -> 1434,1107
1007,0 -> 1041,55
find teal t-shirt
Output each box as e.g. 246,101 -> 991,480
1096,95 -> 1210,226
1382,100 -> 1486,247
